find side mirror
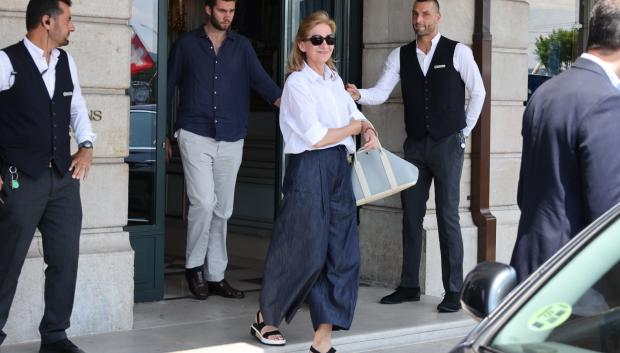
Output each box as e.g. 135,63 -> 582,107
461,262 -> 517,321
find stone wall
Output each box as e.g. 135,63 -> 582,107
488,0 -> 528,264
0,0 -> 134,344
358,0 -> 528,296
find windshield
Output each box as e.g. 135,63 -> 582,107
490,217 -> 620,353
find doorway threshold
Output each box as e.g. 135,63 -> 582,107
4,287 -> 474,353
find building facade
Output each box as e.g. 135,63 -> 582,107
1,0 -> 590,344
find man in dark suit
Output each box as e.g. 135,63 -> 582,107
511,0 -> 620,283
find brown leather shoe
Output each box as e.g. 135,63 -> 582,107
185,269 -> 209,300
207,279 -> 245,298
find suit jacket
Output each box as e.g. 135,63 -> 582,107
511,57 -> 620,282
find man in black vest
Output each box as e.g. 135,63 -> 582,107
0,0 -> 95,352
347,0 -> 485,312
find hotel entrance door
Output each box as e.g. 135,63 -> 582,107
127,0 -> 361,302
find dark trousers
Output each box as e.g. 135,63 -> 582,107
400,133 -> 465,293
0,165 -> 82,345
260,146 -> 360,331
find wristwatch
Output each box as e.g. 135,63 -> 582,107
78,140 -> 93,149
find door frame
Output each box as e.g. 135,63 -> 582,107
126,0 -> 168,303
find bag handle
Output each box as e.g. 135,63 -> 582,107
354,142 -> 398,195
353,154 -> 371,198
378,148 -> 398,189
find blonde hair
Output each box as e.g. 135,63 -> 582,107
286,11 -> 337,77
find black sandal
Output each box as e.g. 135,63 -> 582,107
250,311 -> 286,346
310,346 -> 337,353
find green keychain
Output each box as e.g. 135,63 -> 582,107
9,166 -> 19,190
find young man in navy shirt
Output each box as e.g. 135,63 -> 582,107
166,0 -> 281,300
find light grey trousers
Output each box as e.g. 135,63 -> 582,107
177,129 -> 243,281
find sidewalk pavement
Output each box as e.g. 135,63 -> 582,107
363,337 -> 462,353
1,286 -> 474,353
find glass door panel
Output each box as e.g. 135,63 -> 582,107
128,0 -> 159,225
126,0 -> 167,302
283,0 -> 335,74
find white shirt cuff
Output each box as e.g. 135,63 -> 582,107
462,127 -> 472,137
75,132 -> 97,144
357,89 -> 369,105
305,123 -> 329,146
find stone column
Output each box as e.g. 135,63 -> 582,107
488,0 -> 528,263
0,1 -> 133,344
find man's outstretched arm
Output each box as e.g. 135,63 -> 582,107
347,47 -> 401,106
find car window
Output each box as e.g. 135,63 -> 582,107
129,111 -> 156,148
491,217 -> 620,353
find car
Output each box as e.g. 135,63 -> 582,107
451,202 -> 620,353
527,74 -> 552,102
125,104 -> 157,224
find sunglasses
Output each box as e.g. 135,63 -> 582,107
304,34 -> 336,46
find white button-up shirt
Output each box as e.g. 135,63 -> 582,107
357,33 -> 486,137
280,63 -> 366,154
581,53 -> 620,91
0,37 -> 96,144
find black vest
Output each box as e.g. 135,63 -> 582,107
400,36 -> 466,140
0,41 -> 73,177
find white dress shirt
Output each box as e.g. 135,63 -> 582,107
357,33 -> 486,137
280,63 -> 366,154
581,53 -> 620,91
0,37 -> 96,144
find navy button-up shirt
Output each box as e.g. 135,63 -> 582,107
167,27 -> 281,141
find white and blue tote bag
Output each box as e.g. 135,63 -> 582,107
351,146 -> 418,206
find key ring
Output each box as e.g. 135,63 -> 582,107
8,166 -> 19,190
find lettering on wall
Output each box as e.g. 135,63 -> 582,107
89,110 -> 103,121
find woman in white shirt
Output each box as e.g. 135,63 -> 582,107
250,10 -> 379,353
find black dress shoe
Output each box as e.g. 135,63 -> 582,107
380,286 -> 421,304
437,291 -> 461,313
39,339 -> 85,353
186,268 -> 209,300
207,279 -> 245,298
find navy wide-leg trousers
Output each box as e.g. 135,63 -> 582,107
260,146 -> 359,331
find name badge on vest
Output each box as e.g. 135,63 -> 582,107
433,64 -> 446,69
63,91 -> 73,97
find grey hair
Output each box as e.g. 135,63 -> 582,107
587,0 -> 620,50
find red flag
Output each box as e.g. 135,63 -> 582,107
131,33 -> 155,75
